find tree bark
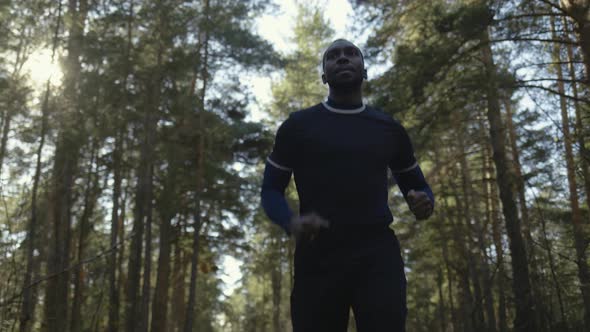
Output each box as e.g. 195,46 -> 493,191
184,1 -> 210,329
140,163 -> 154,332
564,17 -> 590,216
502,99 -> 547,330
560,1 -> 590,82
109,0 -> 133,328
171,226 -> 187,332
483,140 -> 508,332
108,129 -> 123,332
551,16 -> 590,328
71,143 -> 100,332
150,166 -> 177,332
481,28 -> 536,332
19,80 -> 51,332
43,1 -> 88,331
271,230 -> 282,332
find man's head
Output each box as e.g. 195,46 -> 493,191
321,39 -> 367,89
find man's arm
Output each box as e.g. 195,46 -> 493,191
388,120 -> 434,219
260,162 -> 330,237
261,161 -> 294,235
393,166 -> 434,220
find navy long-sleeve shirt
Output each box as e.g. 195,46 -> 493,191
261,99 -> 433,235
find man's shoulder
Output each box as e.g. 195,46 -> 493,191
363,105 -> 401,127
285,103 -> 323,121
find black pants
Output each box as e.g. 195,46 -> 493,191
291,224 -> 407,332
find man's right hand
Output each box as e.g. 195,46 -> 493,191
290,212 -> 330,240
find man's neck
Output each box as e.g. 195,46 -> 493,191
328,87 -> 363,107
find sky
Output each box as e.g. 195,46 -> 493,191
244,0 -> 358,122
220,0 -> 356,297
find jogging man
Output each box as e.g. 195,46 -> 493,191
261,39 -> 434,332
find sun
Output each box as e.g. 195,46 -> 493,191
22,48 -> 63,87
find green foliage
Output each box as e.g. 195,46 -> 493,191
269,2 -> 334,117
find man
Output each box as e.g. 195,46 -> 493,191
261,39 -> 434,332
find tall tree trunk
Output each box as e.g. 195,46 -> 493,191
19,80 -> 51,332
171,226 -> 187,332
478,151 -> 497,332
560,1 -> 590,82
108,129 -> 123,332
43,1 -> 88,331
564,17 -> 590,214
437,149 -> 457,332
535,194 -> 567,328
150,214 -> 173,332
71,143 -> 100,332
551,16 -> 590,328
109,1 -> 133,328
447,170 -> 473,332
151,165 -> 177,332
0,109 -> 11,174
126,3 -> 164,329
502,99 -> 547,331
484,141 -> 508,332
481,28 -> 536,332
271,230 -> 282,332
140,163 -> 154,332
437,267 -> 447,332
184,1 -> 210,329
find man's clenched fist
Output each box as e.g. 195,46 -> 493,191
290,212 -> 330,240
407,189 -> 433,220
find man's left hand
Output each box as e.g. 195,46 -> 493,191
407,189 -> 433,220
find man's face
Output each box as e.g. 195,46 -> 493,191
322,40 -> 365,89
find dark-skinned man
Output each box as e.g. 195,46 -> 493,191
261,39 -> 434,332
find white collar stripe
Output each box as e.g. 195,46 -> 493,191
322,101 -> 366,114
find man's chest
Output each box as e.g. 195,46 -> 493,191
295,117 -> 394,167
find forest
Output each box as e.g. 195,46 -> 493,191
0,0 -> 589,331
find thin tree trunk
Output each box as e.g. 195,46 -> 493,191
19,78 -> 51,332
487,144 -> 508,332
184,1 -> 210,329
150,161 -> 178,332
171,225 -> 187,332
118,189 -> 127,324
551,16 -> 590,328
140,163 -> 154,332
139,7 -> 165,327
564,17 -> 590,215
0,110 -> 11,174
437,268 -> 447,332
43,1 -> 88,331
440,180 -> 458,332
456,125 -> 487,331
448,171 -> 473,332
125,4 -> 164,329
502,100 -> 534,255
150,213 -> 173,332
271,231 -> 282,332
481,28 -> 536,332
109,0 -> 133,328
71,143 -> 100,332
478,144 -> 497,332
535,194 -> 567,328
560,1 -> 590,82
108,129 -> 123,332
502,99 -> 547,330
